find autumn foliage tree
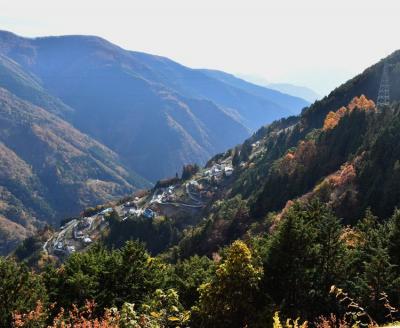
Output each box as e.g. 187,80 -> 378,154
323,95 -> 376,131
195,240 -> 263,328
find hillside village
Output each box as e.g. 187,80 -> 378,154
42,155 -> 240,260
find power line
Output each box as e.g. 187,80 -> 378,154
377,62 -> 390,109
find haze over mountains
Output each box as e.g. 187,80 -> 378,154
238,73 -> 321,103
0,30 -> 308,180
0,30 -> 308,252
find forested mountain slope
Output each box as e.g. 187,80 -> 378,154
22,50 -> 400,260
173,50 -> 400,257
0,88 -> 147,254
0,30 -> 308,181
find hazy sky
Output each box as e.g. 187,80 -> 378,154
1,0 -> 399,95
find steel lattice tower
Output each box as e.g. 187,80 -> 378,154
377,63 -> 390,109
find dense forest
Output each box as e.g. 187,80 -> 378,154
2,200 -> 400,327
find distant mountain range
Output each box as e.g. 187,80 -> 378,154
0,31 -> 309,181
0,30 -> 308,252
238,74 -> 321,103
27,49 -> 400,262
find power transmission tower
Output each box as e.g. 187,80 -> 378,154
377,63 -> 390,110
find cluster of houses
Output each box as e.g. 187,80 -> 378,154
159,185 -> 177,203
123,201 -> 156,220
203,163 -> 234,179
54,241 -> 76,256
150,185 -> 177,204
73,217 -> 93,244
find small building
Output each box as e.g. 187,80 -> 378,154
143,208 -> 155,219
189,180 -> 200,188
66,245 -> 76,255
124,202 -> 137,209
74,230 -> 84,239
101,208 -> 113,215
78,218 -> 91,230
224,166 -> 234,176
83,237 -> 92,244
203,169 -> 212,177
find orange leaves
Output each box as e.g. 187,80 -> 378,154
328,163 -> 356,188
323,95 -> 376,131
284,152 -> 295,161
280,141 -> 317,176
13,300 -> 120,328
13,301 -> 46,328
347,95 -> 375,111
323,111 -> 341,130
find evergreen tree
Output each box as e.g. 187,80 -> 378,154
0,257 -> 47,327
171,255 -> 214,308
349,210 -> 400,322
43,241 -> 164,314
388,209 -> 400,269
262,200 -> 348,318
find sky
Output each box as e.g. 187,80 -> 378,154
1,0 -> 399,95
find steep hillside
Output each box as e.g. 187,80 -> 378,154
0,54 -> 73,118
172,50 -> 400,256
33,50 -> 400,261
0,88 -> 149,254
0,30 -> 308,181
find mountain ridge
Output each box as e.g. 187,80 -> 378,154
0,30 -> 308,181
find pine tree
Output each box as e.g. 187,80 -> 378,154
388,209 -> 400,269
0,257 -> 47,327
349,209 -> 400,322
262,200 -> 348,318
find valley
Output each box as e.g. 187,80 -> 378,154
0,30 -> 309,254
1,11 -> 400,327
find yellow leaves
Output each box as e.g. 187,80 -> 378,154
340,227 -> 361,248
273,312 -> 283,328
167,316 -> 180,322
150,311 -> 161,318
273,312 -> 308,328
170,305 -> 179,313
323,95 -> 376,131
